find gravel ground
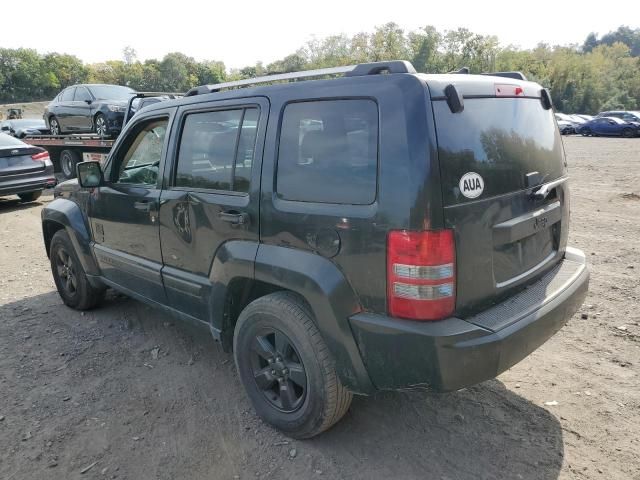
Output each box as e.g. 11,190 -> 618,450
0,136 -> 638,480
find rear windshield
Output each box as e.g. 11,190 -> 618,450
433,98 -> 565,204
0,133 -> 27,149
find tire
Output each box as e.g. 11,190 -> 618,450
18,191 -> 42,203
94,113 -> 110,138
49,116 -> 61,135
50,230 -> 105,310
581,128 -> 591,137
60,149 -> 80,180
622,128 -> 634,138
233,292 -> 352,439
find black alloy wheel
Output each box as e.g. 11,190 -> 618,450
55,247 -> 78,298
250,329 -> 307,413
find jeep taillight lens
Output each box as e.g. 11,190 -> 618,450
387,230 -> 456,321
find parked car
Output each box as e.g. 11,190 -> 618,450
554,113 -> 579,133
574,114 -> 594,122
556,119 -> 575,135
44,84 -> 136,138
596,110 -> 640,122
42,61 -> 589,438
0,133 -> 56,202
0,118 -> 49,138
577,116 -> 640,137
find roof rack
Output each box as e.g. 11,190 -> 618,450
185,60 -> 417,96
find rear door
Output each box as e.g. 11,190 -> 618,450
431,82 -> 569,317
90,109 -> 174,304
56,87 -> 76,131
71,86 -> 94,131
158,98 -> 267,323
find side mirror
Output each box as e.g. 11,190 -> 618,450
77,161 -> 104,188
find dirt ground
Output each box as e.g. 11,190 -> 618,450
1,102 -> 49,120
0,136 -> 638,480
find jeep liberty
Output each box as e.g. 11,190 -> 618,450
42,61 -> 589,438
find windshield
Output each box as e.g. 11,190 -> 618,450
88,85 -> 135,101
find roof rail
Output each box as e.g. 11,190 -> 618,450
185,60 -> 417,96
481,71 -> 528,81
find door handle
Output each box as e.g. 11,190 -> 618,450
134,201 -> 151,212
218,211 -> 249,225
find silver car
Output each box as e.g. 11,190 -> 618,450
0,133 -> 56,202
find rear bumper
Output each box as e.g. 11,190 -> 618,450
0,168 -> 56,197
349,247 -> 589,392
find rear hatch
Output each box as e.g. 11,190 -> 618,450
0,143 -> 46,177
427,75 -> 569,317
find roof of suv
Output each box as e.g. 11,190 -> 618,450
137,60 -> 543,115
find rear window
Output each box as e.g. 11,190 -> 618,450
276,99 -> 378,205
433,98 -> 565,204
0,133 -> 27,148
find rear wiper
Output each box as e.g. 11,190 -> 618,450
531,177 -> 567,200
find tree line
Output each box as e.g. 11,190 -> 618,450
1,24 -> 639,114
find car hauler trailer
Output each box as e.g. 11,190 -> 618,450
24,92 -> 182,179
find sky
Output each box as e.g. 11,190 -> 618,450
2,0 -> 638,69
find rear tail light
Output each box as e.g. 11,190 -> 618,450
495,84 -> 525,97
31,151 -> 50,162
387,230 -> 456,321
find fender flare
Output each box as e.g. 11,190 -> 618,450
253,244 -> 375,394
41,198 -> 100,276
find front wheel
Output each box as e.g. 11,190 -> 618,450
581,128 -> 591,136
94,113 -> 110,138
50,230 -> 105,310
234,292 -> 352,439
18,191 -> 42,203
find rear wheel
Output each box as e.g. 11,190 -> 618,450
18,191 -> 42,203
622,128 -> 634,138
49,116 -> 61,135
50,230 -> 105,310
581,128 -> 591,136
60,149 -> 80,179
234,292 -> 352,439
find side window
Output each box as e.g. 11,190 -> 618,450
175,107 -> 258,193
60,88 -> 75,102
115,118 -> 168,186
277,99 -> 378,204
74,87 -> 92,102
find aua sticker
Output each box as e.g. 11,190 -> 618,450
459,172 -> 484,199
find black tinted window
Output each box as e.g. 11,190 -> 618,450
74,87 -> 92,102
176,108 -> 258,192
60,88 -> 75,102
277,100 -> 378,204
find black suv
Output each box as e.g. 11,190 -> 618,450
42,61 -> 589,438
